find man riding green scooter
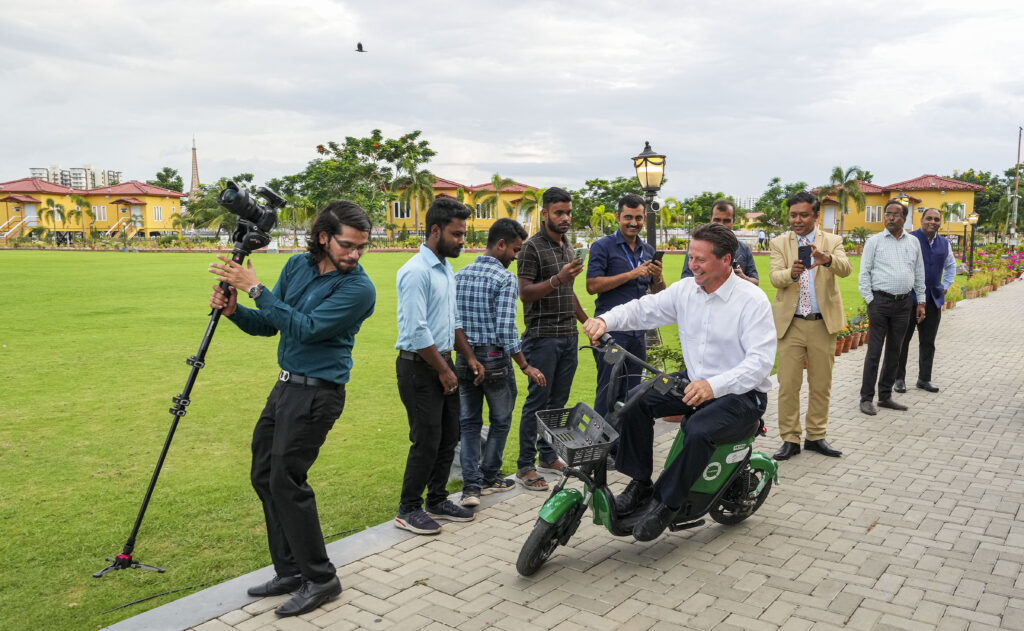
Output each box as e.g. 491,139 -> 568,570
582,222 -> 777,541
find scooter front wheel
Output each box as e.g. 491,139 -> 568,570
709,469 -> 772,525
516,517 -> 560,576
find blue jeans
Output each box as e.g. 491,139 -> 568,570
456,349 -> 517,489
517,335 -> 579,472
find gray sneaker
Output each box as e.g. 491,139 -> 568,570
426,499 -> 475,522
460,487 -> 481,507
480,478 -> 516,495
394,508 -> 441,534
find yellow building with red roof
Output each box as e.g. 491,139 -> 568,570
1,177 -> 186,242
389,176 -> 541,236
816,174 -> 983,242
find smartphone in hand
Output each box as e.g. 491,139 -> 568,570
653,250 -> 665,262
797,244 -> 812,268
573,246 -> 588,265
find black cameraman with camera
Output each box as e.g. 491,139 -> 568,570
209,199 -> 376,617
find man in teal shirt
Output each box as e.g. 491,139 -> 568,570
209,200 -> 376,617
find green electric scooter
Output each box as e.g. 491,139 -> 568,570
516,335 -> 778,576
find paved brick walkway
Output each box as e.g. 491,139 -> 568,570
108,281 -> 1024,631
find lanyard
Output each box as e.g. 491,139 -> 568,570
619,241 -> 644,270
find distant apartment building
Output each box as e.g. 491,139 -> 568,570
29,165 -> 122,190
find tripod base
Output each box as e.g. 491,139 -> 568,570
93,553 -> 165,578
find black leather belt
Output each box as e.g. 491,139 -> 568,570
473,345 -> 505,353
874,290 -> 909,301
279,370 -> 338,387
793,313 -> 823,321
398,350 -> 453,363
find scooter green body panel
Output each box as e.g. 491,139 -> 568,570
663,429 -> 757,495
538,488 -> 584,523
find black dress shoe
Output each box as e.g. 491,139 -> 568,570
275,575 -> 342,617
804,438 -> 842,457
878,398 -> 908,411
859,400 -> 877,416
893,379 -> 907,393
632,502 -> 679,542
773,442 -> 800,460
614,479 -> 653,515
916,380 -> 939,393
247,574 -> 303,597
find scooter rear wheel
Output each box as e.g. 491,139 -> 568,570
709,469 -> 772,525
517,516 -> 563,576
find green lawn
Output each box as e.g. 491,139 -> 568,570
0,248 -> 877,630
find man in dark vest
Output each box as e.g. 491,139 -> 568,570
894,208 -> 957,393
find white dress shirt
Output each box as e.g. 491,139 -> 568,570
599,272 -> 776,396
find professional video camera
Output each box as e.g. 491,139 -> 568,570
94,180 -> 286,578
218,181 -> 286,254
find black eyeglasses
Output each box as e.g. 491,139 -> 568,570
332,235 -> 370,253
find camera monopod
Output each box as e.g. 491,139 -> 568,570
94,182 -> 285,578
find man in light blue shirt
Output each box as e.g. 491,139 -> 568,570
395,198 -> 481,535
857,199 -> 926,415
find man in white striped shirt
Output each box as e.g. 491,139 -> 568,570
582,223 -> 776,542
857,199 -> 926,415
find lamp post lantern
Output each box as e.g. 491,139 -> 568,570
632,141 -> 666,249
968,211 -> 980,277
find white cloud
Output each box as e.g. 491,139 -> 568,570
1,0 -> 1021,200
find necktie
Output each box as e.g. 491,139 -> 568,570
797,237 -> 812,316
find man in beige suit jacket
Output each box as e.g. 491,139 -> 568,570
769,192 -> 852,460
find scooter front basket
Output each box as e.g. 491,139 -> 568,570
537,403 -> 619,467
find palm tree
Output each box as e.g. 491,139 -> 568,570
69,194 -> 93,241
394,168 -> 435,237
170,212 -> 183,240
818,166 -> 867,236
280,194 -> 316,246
516,187 -> 545,235
940,201 -> 963,237
660,197 -> 683,245
473,173 -> 517,219
40,199 -> 67,244
589,205 -> 617,235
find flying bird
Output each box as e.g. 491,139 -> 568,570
356,42 -> 366,52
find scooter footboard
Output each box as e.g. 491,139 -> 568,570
748,451 -> 778,492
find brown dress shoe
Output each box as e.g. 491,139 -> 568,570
859,400 -> 877,416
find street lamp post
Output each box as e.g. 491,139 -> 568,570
968,212 -> 980,277
632,141 -> 666,249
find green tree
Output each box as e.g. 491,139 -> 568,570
818,166 -> 867,236
678,191 -> 732,227
147,167 -> 184,192
302,130 -> 436,226
473,173 -> 517,219
40,198 -> 67,244
589,205 -> 617,235
939,201 -> 964,237
516,187 -> 545,235
569,177 -> 646,230
66,194 -> 92,242
394,168 -> 436,235
659,197 -> 683,244
753,177 -> 808,238
850,226 -> 872,245
948,166 -> 1019,235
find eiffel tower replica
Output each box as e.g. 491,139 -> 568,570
188,135 -> 202,205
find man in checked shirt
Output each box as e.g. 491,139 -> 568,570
454,218 -> 547,508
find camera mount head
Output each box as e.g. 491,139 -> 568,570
218,181 -> 286,256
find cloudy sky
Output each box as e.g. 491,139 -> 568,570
2,0 -> 1021,201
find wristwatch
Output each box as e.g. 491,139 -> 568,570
247,283 -> 266,300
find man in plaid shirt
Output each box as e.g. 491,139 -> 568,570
454,219 -> 546,507
515,187 -> 589,491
